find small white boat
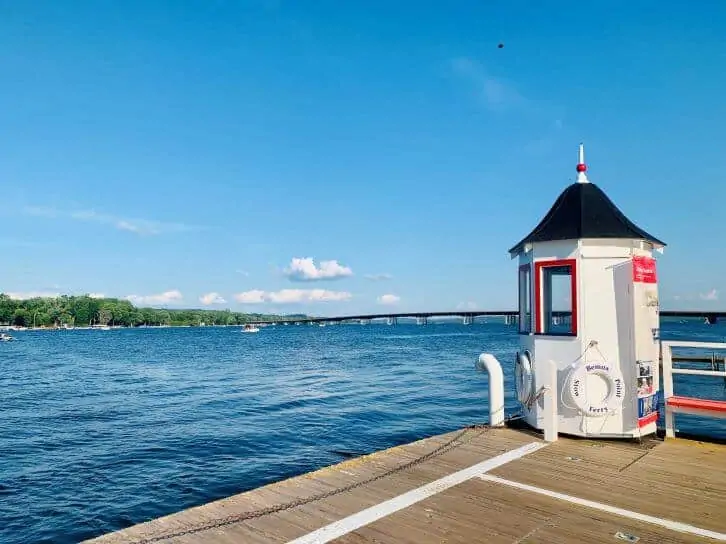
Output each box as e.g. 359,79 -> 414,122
242,325 -> 260,333
0,333 -> 14,342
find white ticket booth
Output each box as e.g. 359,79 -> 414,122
509,145 -> 665,438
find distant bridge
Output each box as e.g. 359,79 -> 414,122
249,309 -> 726,326
660,310 -> 726,324
251,311 -> 519,326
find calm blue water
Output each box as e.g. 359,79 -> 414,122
1,321 -> 725,544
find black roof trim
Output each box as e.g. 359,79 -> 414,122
509,182 -> 665,256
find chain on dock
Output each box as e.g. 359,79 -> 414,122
128,424 -> 491,543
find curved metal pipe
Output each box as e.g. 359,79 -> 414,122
475,353 -> 505,427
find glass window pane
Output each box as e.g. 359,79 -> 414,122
543,265 -> 573,334
518,266 -> 531,333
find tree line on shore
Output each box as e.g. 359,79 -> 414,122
0,294 -> 304,328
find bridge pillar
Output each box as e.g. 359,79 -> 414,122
417,316 -> 428,325
504,314 -> 518,326
387,317 -> 398,325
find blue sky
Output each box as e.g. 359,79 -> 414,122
1,0 -> 725,314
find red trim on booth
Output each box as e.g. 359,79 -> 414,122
534,258 -> 577,336
637,412 -> 658,427
667,396 -> 726,413
534,261 -> 541,332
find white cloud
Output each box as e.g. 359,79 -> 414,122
199,292 -> 227,305
450,57 -> 527,111
234,288 -> 352,304
88,293 -> 106,299
116,220 -> 149,234
456,301 -> 478,310
269,289 -> 351,303
5,291 -> 60,300
700,289 -> 719,301
236,269 -> 250,276
284,257 -> 353,281
125,290 -> 183,306
23,206 -> 198,236
365,273 -> 393,281
234,290 -> 267,304
377,294 -> 400,305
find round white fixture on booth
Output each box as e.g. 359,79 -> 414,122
567,361 -> 624,417
515,350 -> 535,406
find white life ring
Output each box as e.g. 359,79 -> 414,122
567,361 -> 625,417
515,350 -> 535,406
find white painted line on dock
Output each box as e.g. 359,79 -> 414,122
285,441 -> 546,544
479,474 -> 726,541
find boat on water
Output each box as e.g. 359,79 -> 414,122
242,324 -> 260,333
0,333 -> 14,342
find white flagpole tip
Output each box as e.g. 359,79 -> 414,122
576,143 -> 589,183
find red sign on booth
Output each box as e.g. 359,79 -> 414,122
632,256 -> 657,283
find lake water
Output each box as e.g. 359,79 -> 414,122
1,321 -> 725,544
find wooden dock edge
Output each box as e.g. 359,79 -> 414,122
84,421 -> 726,543
83,424 -> 513,543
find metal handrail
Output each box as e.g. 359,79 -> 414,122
661,340 -> 726,438
668,354 -> 725,364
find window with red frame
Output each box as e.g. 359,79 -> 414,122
518,264 -> 531,333
535,260 -> 577,336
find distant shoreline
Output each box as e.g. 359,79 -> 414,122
0,293 -> 307,329
0,323 -> 281,331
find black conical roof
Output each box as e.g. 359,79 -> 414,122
508,182 -> 665,256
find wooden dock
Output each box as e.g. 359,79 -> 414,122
85,425 -> 726,543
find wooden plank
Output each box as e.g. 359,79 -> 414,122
283,442 -> 546,544
84,427 -> 726,544
340,479 -> 711,543
85,428 -> 533,543
491,436 -> 726,534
